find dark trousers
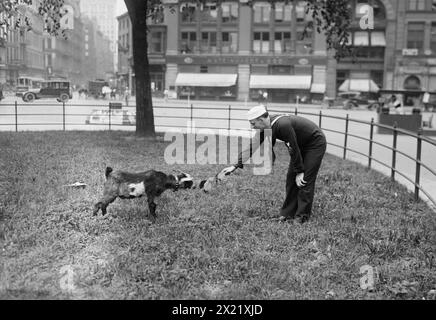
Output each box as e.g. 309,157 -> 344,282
280,133 -> 326,219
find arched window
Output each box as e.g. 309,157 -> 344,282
404,76 -> 421,90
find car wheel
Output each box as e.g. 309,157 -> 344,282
24,93 -> 35,103
60,93 -> 69,102
344,101 -> 356,109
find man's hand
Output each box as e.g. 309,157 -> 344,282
295,172 -> 307,188
217,165 -> 237,181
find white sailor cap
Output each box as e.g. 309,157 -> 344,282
247,105 -> 268,121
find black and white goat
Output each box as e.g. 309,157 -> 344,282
93,167 -> 195,220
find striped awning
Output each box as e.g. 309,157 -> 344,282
175,73 -> 238,87
249,75 -> 312,89
339,79 -> 380,93
310,83 -> 326,93
371,32 -> 386,46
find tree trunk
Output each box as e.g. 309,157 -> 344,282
125,0 -> 155,137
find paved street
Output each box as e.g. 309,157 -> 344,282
1,94 -> 435,208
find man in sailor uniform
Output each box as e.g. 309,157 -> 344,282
221,105 -> 327,223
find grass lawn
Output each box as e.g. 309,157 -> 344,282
0,131 -> 435,300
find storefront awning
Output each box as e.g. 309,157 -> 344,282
175,73 -> 238,87
354,32 -> 369,46
310,83 -> 326,93
339,79 -> 380,93
371,32 -> 386,46
249,75 -> 312,89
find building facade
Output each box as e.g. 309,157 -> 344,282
79,0 -> 118,73
0,1 -> 45,87
392,0 -> 436,93
117,9 -> 166,97
117,0 -> 436,103
117,12 -> 132,94
43,15 -> 87,83
0,0 -> 114,89
332,0 -> 393,98
165,0 -> 328,102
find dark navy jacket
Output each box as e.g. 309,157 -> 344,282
236,114 -> 324,173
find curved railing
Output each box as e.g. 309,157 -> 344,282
269,107 -> 436,209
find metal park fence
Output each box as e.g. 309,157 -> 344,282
0,100 -> 435,208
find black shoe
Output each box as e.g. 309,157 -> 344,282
296,215 -> 309,224
278,215 -> 294,223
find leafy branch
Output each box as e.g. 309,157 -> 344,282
0,0 -> 67,37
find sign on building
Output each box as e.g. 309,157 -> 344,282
402,49 -> 418,56
60,5 -> 74,30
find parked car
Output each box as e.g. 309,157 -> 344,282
85,109 -> 136,126
15,76 -> 44,97
22,79 -> 72,103
88,80 -> 109,99
336,91 -> 380,110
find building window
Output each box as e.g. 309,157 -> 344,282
404,75 -> 421,90
152,7 -> 164,24
297,30 -> 313,41
180,3 -> 197,23
200,65 -> 208,73
296,27 -> 313,54
251,64 -> 268,74
347,30 -> 386,47
222,32 -> 238,53
431,23 -> 436,54
346,30 -> 385,59
274,2 -> 292,22
354,47 -> 385,59
221,2 -> 238,23
180,31 -> 197,53
150,74 -> 163,92
201,2 -> 217,22
200,31 -> 217,53
149,31 -> 165,54
407,22 -> 425,53
253,2 -> 271,24
296,1 -> 309,22
371,70 -> 384,89
408,0 -> 426,10
253,32 -> 270,53
274,32 -> 291,53
336,70 -> 350,91
270,65 -> 292,75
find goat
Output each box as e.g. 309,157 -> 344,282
93,167 -> 194,220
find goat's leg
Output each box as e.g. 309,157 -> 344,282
93,195 -> 117,216
147,195 -> 157,221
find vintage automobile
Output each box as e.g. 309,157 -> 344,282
21,79 -> 72,103
375,89 -> 435,133
336,91 -> 380,110
85,109 -> 136,126
323,91 -> 380,110
88,79 -> 110,99
15,76 -> 44,97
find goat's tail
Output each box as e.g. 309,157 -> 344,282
105,167 -> 113,178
